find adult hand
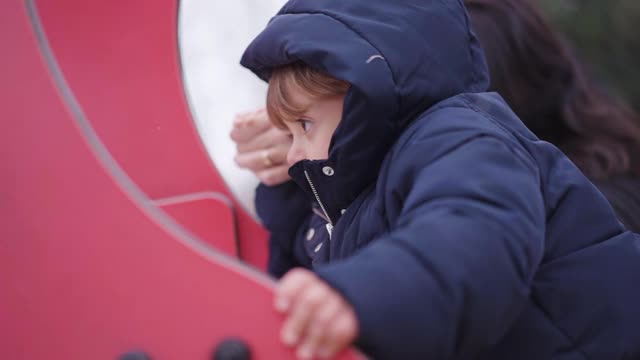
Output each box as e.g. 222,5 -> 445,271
230,109 -> 292,186
275,268 -> 359,360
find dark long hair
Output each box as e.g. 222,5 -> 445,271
465,0 -> 640,179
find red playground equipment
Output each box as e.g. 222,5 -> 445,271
0,1 -> 361,359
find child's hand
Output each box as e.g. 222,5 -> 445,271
275,268 -> 359,360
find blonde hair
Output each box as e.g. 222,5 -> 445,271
267,62 -> 350,129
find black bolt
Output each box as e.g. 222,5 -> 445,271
118,350 -> 152,360
212,338 -> 252,360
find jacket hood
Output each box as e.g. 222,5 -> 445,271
241,0 -> 489,223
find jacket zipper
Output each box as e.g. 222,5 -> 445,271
304,170 -> 334,239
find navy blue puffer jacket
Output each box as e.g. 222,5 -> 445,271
241,0 -> 640,358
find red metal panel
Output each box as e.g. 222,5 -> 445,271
0,1 -> 362,359
155,193 -> 238,257
33,0 -> 268,268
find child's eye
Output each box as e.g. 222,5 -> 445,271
298,119 -> 313,133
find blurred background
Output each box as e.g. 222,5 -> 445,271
179,0 -> 285,215
539,0 -> 640,111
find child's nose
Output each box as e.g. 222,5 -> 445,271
286,144 -> 305,167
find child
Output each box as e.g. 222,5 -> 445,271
240,0 -> 640,359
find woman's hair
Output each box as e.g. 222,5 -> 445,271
266,62 -> 350,129
465,0 -> 640,179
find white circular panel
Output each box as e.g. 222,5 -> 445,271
178,0 -> 286,216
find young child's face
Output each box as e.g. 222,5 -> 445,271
283,91 -> 345,166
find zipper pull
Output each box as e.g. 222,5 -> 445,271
325,223 -> 333,240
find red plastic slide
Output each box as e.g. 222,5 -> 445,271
0,1 -> 361,358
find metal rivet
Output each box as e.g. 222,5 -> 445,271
119,351 -> 152,360
341,209 -> 346,215
314,242 -> 323,253
306,228 -> 315,241
212,338 -> 252,360
322,166 -> 335,176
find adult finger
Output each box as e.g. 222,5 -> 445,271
230,109 -> 272,142
257,165 -> 291,186
234,140 -> 290,172
234,149 -> 274,172
236,126 -> 291,153
262,141 -> 290,167
232,108 -> 269,127
230,118 -> 269,143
